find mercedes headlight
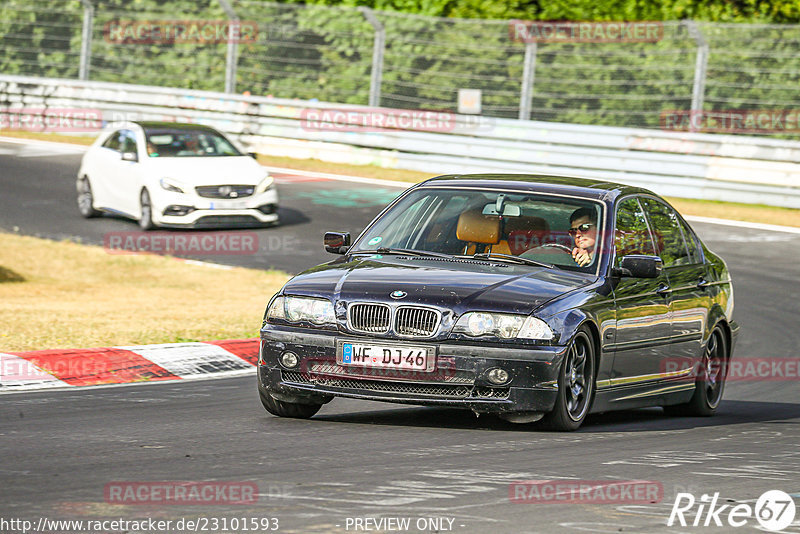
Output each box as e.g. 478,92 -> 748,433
255,175 -> 274,194
160,177 -> 185,193
453,312 -> 553,340
266,296 -> 335,326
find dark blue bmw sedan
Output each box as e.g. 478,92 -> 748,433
258,174 -> 738,431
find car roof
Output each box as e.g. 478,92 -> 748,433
420,173 -> 655,202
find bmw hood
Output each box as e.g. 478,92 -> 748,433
281,256 -> 594,316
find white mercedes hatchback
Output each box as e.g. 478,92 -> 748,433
76,121 -> 279,229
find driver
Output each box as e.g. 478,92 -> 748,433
569,207 -> 597,267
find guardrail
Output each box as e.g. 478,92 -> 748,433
2,74 -> 800,208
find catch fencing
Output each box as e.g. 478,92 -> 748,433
1,1 -> 800,133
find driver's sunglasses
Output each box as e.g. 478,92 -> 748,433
568,223 -> 595,236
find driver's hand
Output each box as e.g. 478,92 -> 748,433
572,247 -> 591,266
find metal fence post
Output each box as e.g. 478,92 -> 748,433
359,7 -> 385,108
78,0 -> 93,80
218,0 -> 238,93
685,20 -> 708,133
518,42 -> 537,120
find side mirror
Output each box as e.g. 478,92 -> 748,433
248,152 -> 258,160
324,231 -> 350,254
613,255 -> 662,278
121,151 -> 138,162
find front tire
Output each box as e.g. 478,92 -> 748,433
664,326 -> 728,417
259,389 -> 322,419
77,177 -> 101,218
541,327 -> 596,431
139,189 -> 156,231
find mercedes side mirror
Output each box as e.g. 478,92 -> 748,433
613,255 -> 662,278
121,151 -> 138,162
324,231 -> 350,254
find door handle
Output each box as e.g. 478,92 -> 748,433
656,283 -> 672,296
697,278 -> 711,289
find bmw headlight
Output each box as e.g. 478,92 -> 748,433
255,175 -> 274,194
453,312 -> 553,340
160,177 -> 185,193
266,296 -> 336,326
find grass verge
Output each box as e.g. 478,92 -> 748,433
0,232 -> 289,352
3,131 -> 798,227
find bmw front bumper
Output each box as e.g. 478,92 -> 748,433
258,325 -> 567,415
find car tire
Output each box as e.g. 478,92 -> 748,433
139,189 -> 156,231
664,325 -> 728,417
541,326 -> 596,431
77,177 -> 101,218
259,389 -> 322,419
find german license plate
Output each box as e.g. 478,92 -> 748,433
336,340 -> 436,372
209,200 -> 248,210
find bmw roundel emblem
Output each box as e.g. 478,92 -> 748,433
390,290 -> 407,299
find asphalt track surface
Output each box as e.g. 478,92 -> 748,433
1,139 -> 800,533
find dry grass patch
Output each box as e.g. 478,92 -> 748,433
256,154 -> 434,183
0,131 -> 95,146
0,232 -> 289,351
666,197 -> 800,228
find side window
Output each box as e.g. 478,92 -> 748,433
119,130 -> 138,154
102,131 -> 122,151
614,197 -> 656,266
677,216 -> 703,264
641,198 -> 691,267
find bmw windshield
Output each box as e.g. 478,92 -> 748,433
352,187 -> 605,273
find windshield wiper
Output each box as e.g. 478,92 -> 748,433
352,247 -> 455,259
470,252 -> 554,269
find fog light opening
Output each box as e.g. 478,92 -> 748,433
280,351 -> 299,369
487,368 -> 510,385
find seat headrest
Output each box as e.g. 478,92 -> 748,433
504,215 -> 549,233
457,209 -> 501,244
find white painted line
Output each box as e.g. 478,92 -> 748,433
178,258 -> 235,270
263,165 -> 417,188
0,353 -> 69,391
0,136 -> 89,153
684,215 -> 800,235
118,342 -> 253,379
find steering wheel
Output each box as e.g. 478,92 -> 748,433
528,243 -> 573,254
